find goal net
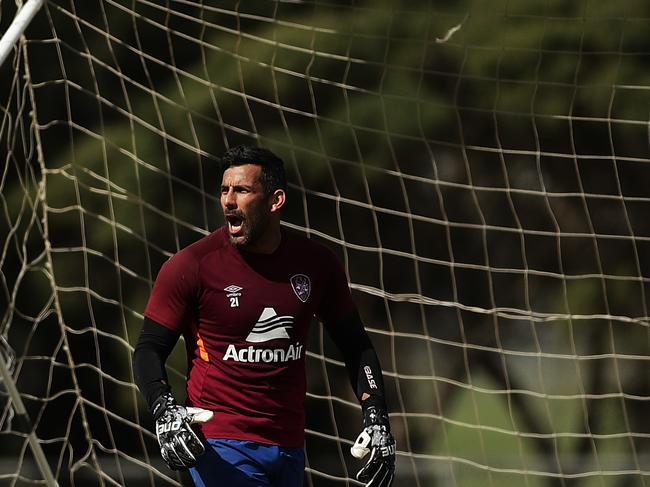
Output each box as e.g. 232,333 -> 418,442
2,0 -> 650,485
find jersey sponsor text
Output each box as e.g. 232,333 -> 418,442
222,342 -> 304,363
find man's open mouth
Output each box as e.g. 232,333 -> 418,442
226,214 -> 244,235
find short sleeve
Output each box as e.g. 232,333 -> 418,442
144,250 -> 198,332
316,247 -> 356,327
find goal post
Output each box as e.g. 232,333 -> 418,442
2,1 -> 650,486
0,0 -> 45,68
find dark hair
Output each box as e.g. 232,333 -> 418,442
220,145 -> 287,196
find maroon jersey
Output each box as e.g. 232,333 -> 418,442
144,226 -> 355,447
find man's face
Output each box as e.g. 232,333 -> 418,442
220,164 -> 272,248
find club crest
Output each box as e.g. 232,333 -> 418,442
290,274 -> 311,303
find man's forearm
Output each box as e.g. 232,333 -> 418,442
328,310 -> 387,410
132,317 -> 180,409
355,346 -> 387,410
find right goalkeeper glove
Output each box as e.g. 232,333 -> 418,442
350,405 -> 396,487
151,392 -> 212,470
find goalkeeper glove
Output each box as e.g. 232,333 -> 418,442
350,405 -> 396,487
151,392 -> 213,470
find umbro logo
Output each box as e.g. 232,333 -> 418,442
245,307 -> 294,343
225,284 -> 243,308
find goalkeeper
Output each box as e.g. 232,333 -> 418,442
133,145 -> 395,487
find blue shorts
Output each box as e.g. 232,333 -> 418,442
189,439 -> 304,487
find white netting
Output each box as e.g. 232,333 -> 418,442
2,1 -> 650,485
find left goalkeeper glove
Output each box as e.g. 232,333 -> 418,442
350,405 -> 396,487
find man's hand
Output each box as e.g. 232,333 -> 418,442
350,405 -> 395,487
152,393 -> 212,470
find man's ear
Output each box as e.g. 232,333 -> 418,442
269,189 -> 286,213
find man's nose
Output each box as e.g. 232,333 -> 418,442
223,189 -> 237,208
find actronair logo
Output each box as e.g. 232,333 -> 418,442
245,307 -> 294,343
222,342 -> 304,363
222,307 -> 303,363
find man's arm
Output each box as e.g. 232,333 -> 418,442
326,310 -> 386,409
327,310 -> 396,487
133,317 -> 179,408
133,317 -> 208,470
